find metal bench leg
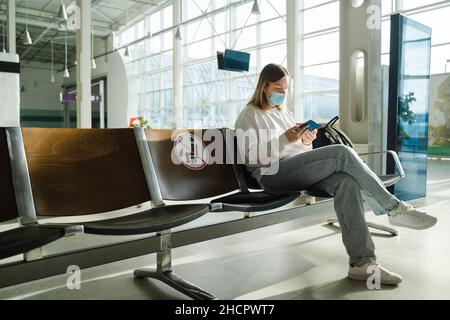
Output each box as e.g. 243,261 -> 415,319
133,230 -> 216,300
24,247 -> 43,261
245,212 -> 256,218
327,218 -> 399,237
306,196 -> 316,205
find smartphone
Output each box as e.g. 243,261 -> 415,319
296,120 -> 321,132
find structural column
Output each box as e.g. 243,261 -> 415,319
173,0 -> 183,129
7,0 -> 16,54
339,0 -> 383,172
286,0 -> 302,118
394,0 -> 403,12
76,0 -> 92,128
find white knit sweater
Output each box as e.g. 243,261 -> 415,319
234,105 -> 312,181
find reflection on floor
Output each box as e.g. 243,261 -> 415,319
1,159 -> 450,300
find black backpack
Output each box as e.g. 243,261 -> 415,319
312,116 -> 355,150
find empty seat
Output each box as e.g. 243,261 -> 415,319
21,127 -> 211,299
0,128 -> 80,261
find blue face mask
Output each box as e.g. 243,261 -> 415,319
268,92 -> 286,106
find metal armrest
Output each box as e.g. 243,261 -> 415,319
39,223 -> 85,237
358,150 -> 405,179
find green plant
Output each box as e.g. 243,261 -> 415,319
398,92 -> 417,139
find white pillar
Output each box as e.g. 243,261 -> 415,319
394,0 -> 403,12
173,0 -> 183,129
286,0 -> 301,116
7,0 -> 16,54
297,1 -> 305,122
0,52 -> 20,127
227,4 -> 238,127
339,0 -> 382,172
76,0 -> 92,128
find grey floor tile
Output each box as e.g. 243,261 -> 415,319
0,285 -> 21,300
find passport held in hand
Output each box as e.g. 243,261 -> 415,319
296,120 -> 322,132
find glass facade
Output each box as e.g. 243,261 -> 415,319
114,0 -> 450,130
299,1 -> 339,124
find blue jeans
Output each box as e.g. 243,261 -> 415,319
259,145 -> 401,266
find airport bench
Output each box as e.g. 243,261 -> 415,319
0,127 -> 405,299
0,127 -> 301,299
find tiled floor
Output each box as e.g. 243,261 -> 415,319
1,159 -> 450,300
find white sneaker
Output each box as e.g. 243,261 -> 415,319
388,201 -> 437,230
348,262 -> 402,286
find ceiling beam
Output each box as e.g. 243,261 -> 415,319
41,0 -> 57,12
0,4 -> 112,34
23,30 -> 62,64
21,27 -> 52,59
0,14 -> 111,37
92,8 -> 114,23
129,0 -> 161,5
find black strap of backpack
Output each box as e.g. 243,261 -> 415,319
326,116 -> 340,127
327,127 -> 343,144
334,128 -> 354,148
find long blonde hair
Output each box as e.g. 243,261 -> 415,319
248,63 -> 290,110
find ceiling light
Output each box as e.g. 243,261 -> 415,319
174,26 -> 182,40
57,0 -> 68,21
124,46 -> 130,57
23,31 -> 32,45
1,18 -> 5,52
64,29 -> 69,78
251,0 -> 260,15
50,40 -> 55,82
24,0 -> 32,45
91,25 -> 96,69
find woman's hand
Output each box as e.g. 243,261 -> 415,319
301,129 -> 318,146
283,125 -> 307,143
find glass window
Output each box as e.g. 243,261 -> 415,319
430,44 -> 450,74
382,19 -> 391,54
303,63 -> 339,92
407,7 -> 450,45
401,0 -> 444,11
233,26 -> 257,50
303,0 -> 336,9
382,0 -> 393,16
303,1 -> 339,34
150,11 -> 161,34
301,94 -> 340,124
303,32 -> 339,66
163,5 -> 173,29
260,0 -> 286,21
299,0 -> 340,123
260,18 -> 286,44
260,44 -> 287,67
